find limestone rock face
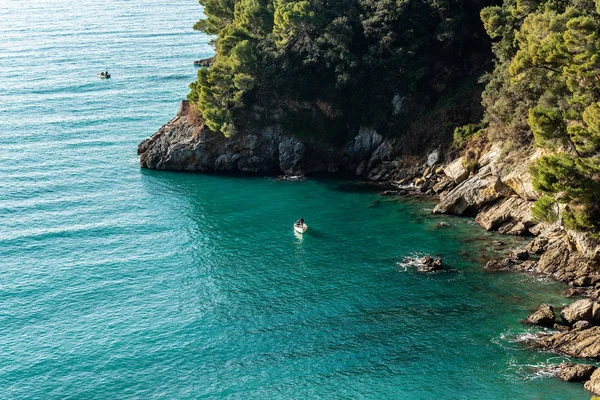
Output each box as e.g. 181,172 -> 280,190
527,237 -> 549,255
427,149 -> 439,167
443,158 -> 468,184
500,155 -> 540,201
574,320 -> 593,330
278,136 -> 306,175
585,369 -> 600,395
526,304 -> 555,327
538,326 -> 600,358
433,173 -> 512,216
138,105 -> 397,178
559,362 -> 596,382
344,127 -> 383,173
560,299 -> 596,325
138,115 -> 218,171
475,196 -> 536,235
536,228 -> 600,285
434,146 -> 516,216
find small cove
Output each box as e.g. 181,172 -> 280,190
0,0 -> 594,398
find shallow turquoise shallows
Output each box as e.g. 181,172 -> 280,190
0,1 -> 592,398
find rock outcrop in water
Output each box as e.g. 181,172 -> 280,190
194,57 -> 214,67
539,326 -> 600,358
138,101 -> 401,178
524,304 -> 555,328
558,363 -> 596,382
428,145 -> 599,293
398,256 -> 445,273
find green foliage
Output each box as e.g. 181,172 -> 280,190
530,154 -> 599,199
562,205 -> 596,230
194,0 -> 236,35
528,107 -> 566,147
189,0 -> 497,136
532,195 -> 558,222
272,1 -> 316,47
462,149 -> 481,173
452,124 -> 481,149
483,0 -> 600,233
481,7 -> 512,41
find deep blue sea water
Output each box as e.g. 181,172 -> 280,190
0,0 -> 594,398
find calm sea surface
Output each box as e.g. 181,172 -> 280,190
0,0 -> 593,398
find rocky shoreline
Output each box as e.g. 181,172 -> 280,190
139,101 -> 600,394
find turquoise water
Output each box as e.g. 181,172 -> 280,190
0,0 -> 593,398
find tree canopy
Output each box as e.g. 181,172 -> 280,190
189,0 -> 497,138
480,0 -> 600,233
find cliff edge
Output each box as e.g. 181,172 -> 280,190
138,101 -> 404,179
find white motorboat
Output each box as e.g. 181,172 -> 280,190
97,73 -> 111,79
294,223 -> 308,234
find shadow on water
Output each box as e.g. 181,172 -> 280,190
299,228 -> 327,239
317,175 -> 383,194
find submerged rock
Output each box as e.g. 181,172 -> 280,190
484,258 -> 515,271
564,288 -> 587,298
399,256 -> 444,273
419,256 -> 443,272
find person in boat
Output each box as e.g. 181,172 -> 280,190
296,217 -> 305,226
105,71 -> 109,76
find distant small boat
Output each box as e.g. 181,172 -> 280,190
294,223 -> 308,234
97,72 -> 111,79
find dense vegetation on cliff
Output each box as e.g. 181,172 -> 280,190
188,0 -> 496,144
188,0 -> 600,234
480,0 -> 600,233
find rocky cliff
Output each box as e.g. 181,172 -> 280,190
139,101 -> 405,179
427,144 -> 600,289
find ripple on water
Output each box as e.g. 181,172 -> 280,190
0,0 -> 591,399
